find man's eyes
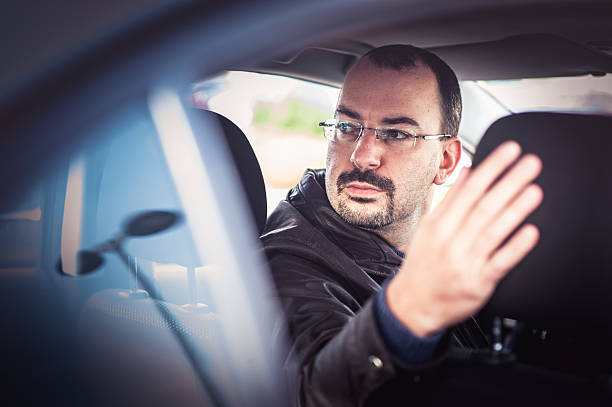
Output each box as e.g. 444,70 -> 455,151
336,122 -> 415,141
338,122 -> 360,133
379,129 -> 414,140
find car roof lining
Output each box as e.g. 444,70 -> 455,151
242,34 -> 612,87
233,2 -> 612,85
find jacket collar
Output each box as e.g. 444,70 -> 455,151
287,169 -> 403,276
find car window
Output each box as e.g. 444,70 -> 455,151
0,94 -> 287,406
459,74 -> 612,147
197,72 -> 611,212
194,71 -> 339,214
197,71 -> 474,210
476,74 -> 612,114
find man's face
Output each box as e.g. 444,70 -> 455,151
325,59 -> 445,231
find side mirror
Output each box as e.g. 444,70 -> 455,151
57,210 -> 182,276
123,210 -> 181,237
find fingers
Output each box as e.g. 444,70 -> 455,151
472,183 -> 543,261
391,141 -> 544,335
433,141 -> 522,239
460,154 -> 542,247
485,224 -> 540,281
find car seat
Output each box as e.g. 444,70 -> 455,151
77,109 -> 268,406
474,112 -> 612,360
430,112 -> 612,406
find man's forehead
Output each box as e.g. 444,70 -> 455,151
335,103 -> 421,128
342,59 -> 436,95
337,59 -> 441,128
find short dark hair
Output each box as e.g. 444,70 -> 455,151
362,44 -> 462,137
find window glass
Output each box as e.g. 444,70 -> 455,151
197,71 -> 473,210
459,74 -> 612,149
0,184 -> 44,275
0,97 -> 285,405
476,74 -> 612,114
195,71 -> 339,214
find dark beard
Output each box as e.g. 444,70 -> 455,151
335,169 -> 396,229
336,197 -> 395,229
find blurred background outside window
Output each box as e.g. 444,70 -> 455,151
193,72 -> 339,214
193,72 -> 612,214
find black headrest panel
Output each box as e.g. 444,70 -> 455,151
474,112 -> 612,332
191,109 -> 267,235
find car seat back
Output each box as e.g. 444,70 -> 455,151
474,112 -> 612,333
78,109 -> 269,406
191,109 -> 267,235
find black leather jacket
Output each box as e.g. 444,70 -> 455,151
261,169 -> 486,406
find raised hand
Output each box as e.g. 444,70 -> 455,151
387,141 -> 543,337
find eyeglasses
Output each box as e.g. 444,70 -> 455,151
318,118 -> 452,151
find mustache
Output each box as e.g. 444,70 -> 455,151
336,169 -> 395,193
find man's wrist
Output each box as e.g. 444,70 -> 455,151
386,277 -> 442,337
374,282 -> 445,365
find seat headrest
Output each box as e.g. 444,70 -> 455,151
190,109 -> 267,235
474,112 -> 612,332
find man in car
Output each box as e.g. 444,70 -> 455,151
261,45 -> 543,406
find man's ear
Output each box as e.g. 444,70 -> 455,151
434,138 -> 462,185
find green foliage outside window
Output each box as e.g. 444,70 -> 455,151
253,99 -> 328,137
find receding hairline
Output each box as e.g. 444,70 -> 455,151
347,44 -> 462,137
345,56 -> 441,98
350,54 -> 424,73
340,57 -> 444,132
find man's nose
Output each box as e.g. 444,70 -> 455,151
350,129 -> 384,171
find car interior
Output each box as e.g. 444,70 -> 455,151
432,111 -> 612,405
1,0 -> 612,406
